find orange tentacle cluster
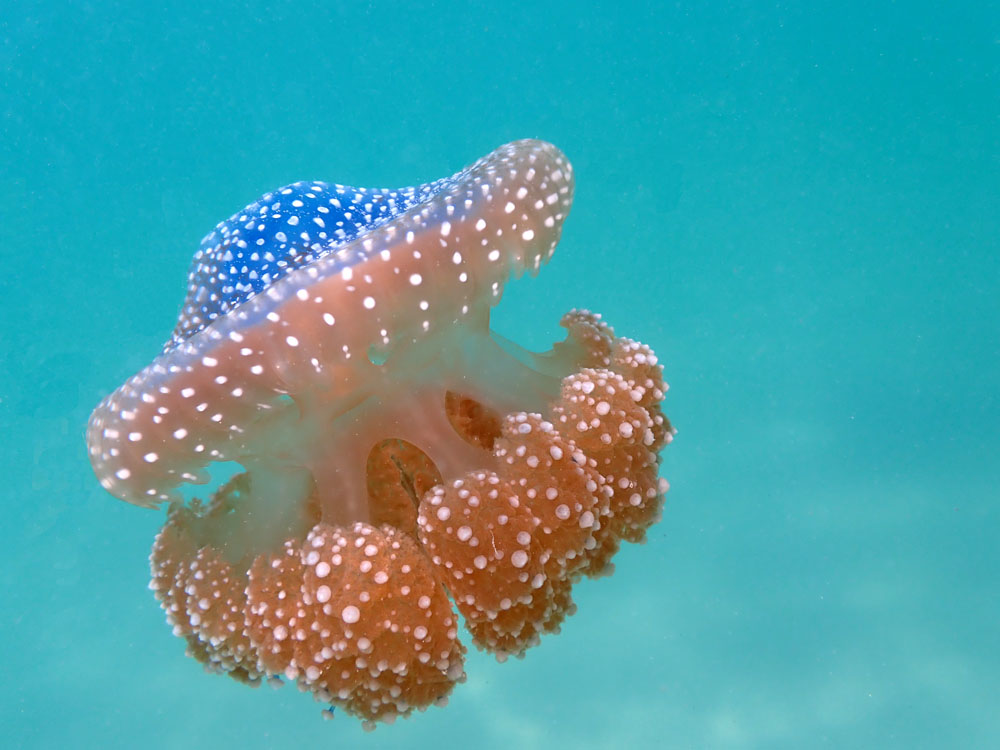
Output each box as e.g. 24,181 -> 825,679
147,310 -> 672,727
150,505 -> 264,684
417,413 -> 604,655
153,511 -> 465,727
418,312 -> 671,655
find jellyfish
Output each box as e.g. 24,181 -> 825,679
86,140 -> 673,728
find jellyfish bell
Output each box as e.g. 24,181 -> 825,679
86,140 -> 673,727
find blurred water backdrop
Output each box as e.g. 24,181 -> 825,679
2,2 -> 998,748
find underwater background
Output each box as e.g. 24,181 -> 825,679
2,1 -> 997,748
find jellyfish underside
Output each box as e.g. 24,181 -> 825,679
183,306 -> 602,569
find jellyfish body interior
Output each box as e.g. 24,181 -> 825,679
86,140 -> 673,728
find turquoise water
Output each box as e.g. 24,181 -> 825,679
3,2 -> 997,748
